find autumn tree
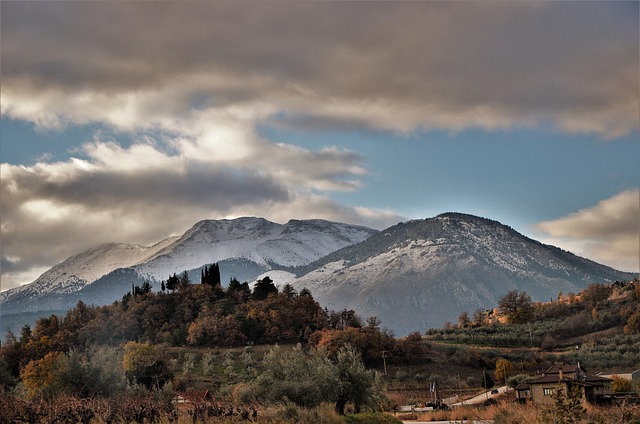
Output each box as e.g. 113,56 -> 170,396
494,358 -> 513,385
458,311 -> 470,328
624,310 -> 640,335
20,352 -> 64,399
611,376 -> 633,393
581,283 -> 612,307
498,290 -> 534,324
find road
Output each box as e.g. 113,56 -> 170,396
450,385 -> 510,406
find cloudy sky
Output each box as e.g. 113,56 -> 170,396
1,1 -> 638,292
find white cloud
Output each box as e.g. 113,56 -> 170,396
0,125 -> 402,291
537,189 -> 640,272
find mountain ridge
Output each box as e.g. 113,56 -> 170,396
289,213 -> 635,335
0,217 -> 377,315
1,213 -> 635,337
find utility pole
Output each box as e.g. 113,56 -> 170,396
483,370 -> 489,400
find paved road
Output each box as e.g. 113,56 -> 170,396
450,385 -> 510,406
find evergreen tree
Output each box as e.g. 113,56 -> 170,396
165,273 -> 179,292
252,276 -> 278,300
282,283 -> 297,299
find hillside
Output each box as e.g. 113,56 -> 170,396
290,213 -> 635,335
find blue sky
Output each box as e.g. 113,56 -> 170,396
1,1 -> 638,291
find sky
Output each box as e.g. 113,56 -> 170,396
1,1 -> 639,292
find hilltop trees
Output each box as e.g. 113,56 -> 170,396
252,276 -> 278,300
201,263 -> 221,287
498,290 -> 534,324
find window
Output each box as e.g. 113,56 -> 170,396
543,388 -> 555,396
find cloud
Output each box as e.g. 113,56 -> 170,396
537,189 -> 640,273
1,1 -> 637,137
0,126 -> 402,291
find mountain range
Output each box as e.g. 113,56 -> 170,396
1,214 -> 635,336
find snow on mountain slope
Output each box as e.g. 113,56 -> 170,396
0,237 -> 179,302
134,217 -> 377,280
0,217 -> 377,314
291,213 -> 636,335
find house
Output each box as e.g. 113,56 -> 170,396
514,383 -> 531,403
516,364 -> 612,405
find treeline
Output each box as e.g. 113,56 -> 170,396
0,273 -> 322,376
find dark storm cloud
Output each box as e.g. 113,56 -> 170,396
2,1 -> 637,135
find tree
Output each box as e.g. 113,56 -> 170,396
472,309 -> 486,327
544,385 -> 586,424
494,358 -> 513,385
227,277 -> 251,302
498,290 -> 534,324
333,345 -> 384,414
177,271 -> 191,290
299,287 -> 313,298
581,283 -> 612,307
19,352 -> 64,399
0,356 -> 15,388
458,311 -> 470,328
252,276 -> 278,300
201,263 -> 221,287
122,341 -> 173,389
252,344 -> 338,408
611,376 -> 633,393
624,310 -> 640,334
282,283 -> 297,299
165,273 -> 179,292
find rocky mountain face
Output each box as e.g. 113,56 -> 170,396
290,213 -> 636,335
0,217 -> 377,315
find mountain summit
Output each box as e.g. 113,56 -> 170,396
290,213 -> 635,335
0,217 -> 377,315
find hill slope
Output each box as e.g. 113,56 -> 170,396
291,213 -> 635,335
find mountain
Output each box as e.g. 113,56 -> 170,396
0,217 -> 377,317
290,213 -> 636,336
